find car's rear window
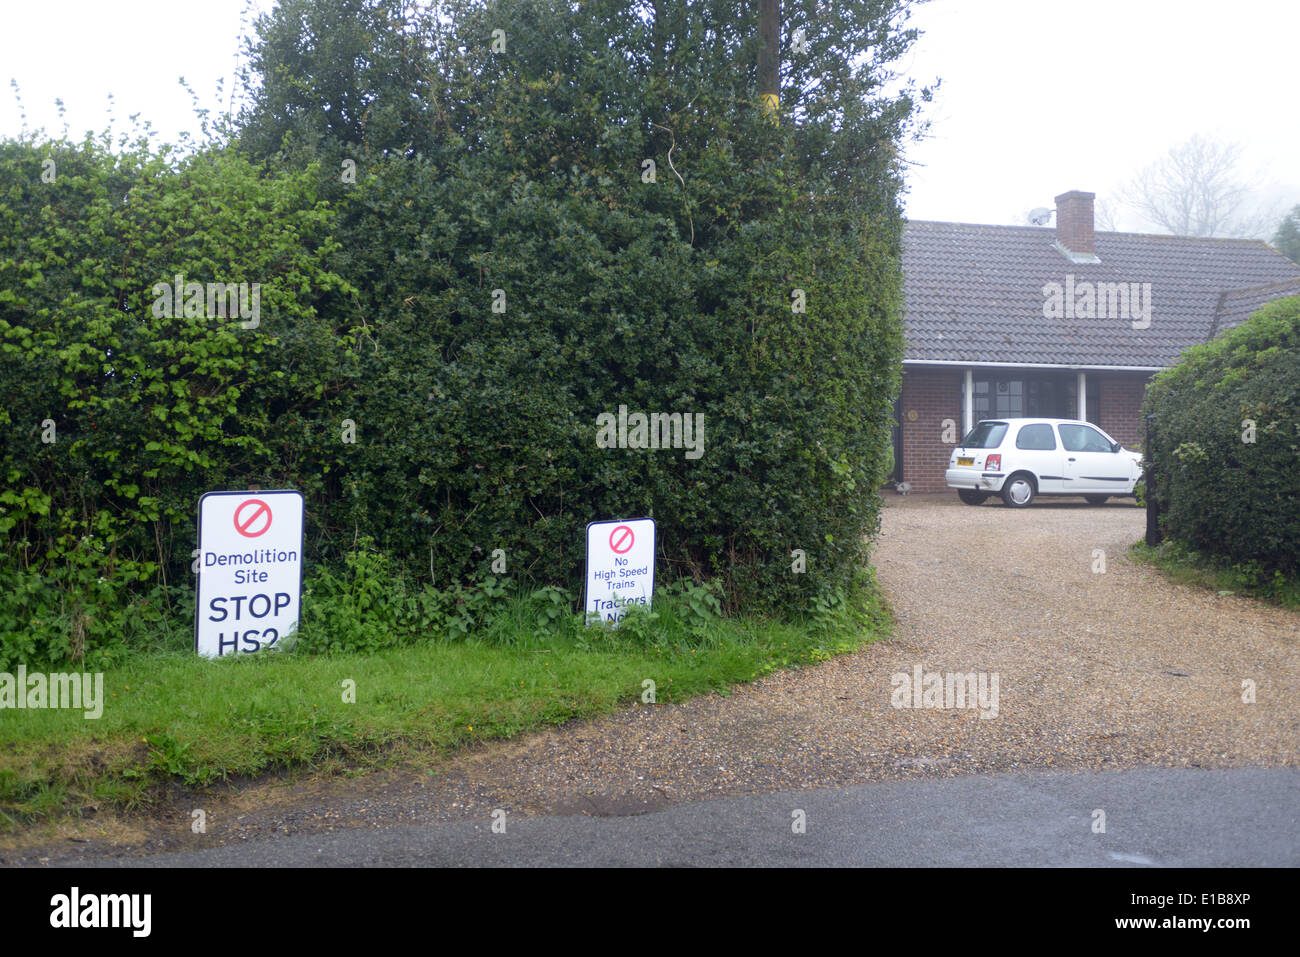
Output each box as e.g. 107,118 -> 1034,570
960,422 -> 1008,449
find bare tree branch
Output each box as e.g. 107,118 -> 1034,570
1094,196 -> 1119,232
1119,135 -> 1275,238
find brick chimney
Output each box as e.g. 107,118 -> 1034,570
1055,190 -> 1096,256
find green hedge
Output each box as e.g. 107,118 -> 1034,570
230,0 -> 916,612
1,0 -> 923,666
0,135 -> 361,667
1143,295 -> 1300,575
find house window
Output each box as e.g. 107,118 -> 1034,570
971,376 -> 1024,419
1025,375 -> 1073,418
971,373 -> 1077,420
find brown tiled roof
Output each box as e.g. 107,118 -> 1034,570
1210,278 -> 1300,339
902,221 -> 1300,367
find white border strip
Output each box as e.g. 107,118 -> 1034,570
903,359 -> 1166,372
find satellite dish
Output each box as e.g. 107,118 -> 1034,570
1028,207 -> 1053,226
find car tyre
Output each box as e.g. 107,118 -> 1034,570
1001,473 -> 1036,508
1084,495 -> 1109,505
957,489 -> 990,505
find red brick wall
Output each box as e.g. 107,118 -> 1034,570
899,368 -> 963,493
1055,190 -> 1096,256
1096,373 -> 1152,450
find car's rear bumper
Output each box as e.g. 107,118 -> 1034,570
945,468 -> 1005,491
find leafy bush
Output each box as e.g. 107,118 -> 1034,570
2,0 -> 925,666
0,563 -> 185,672
231,0 -> 922,611
1143,296 -> 1300,575
0,133 -> 357,666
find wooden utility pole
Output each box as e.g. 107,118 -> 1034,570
759,0 -> 780,123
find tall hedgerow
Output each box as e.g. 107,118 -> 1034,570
233,0 -> 927,609
2,0 -> 929,666
1143,296 -> 1300,576
0,134 -> 357,666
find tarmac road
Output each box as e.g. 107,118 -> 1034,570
68,767 -> 1299,867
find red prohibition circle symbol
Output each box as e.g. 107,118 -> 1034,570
609,525 -> 635,554
233,499 -> 273,538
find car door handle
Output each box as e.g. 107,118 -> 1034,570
1068,457 -> 1076,461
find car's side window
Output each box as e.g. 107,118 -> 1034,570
1015,424 -> 1056,450
1059,424 -> 1112,453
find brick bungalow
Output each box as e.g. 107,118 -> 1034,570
894,190 -> 1300,493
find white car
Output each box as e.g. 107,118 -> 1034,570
945,418 -> 1143,507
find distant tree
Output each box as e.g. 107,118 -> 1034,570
1093,196 -> 1119,232
1273,205 -> 1300,264
1120,135 -> 1274,238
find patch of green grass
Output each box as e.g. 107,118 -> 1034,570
1130,538 -> 1300,609
0,571 -> 889,831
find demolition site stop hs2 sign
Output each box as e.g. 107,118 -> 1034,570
585,518 -> 656,625
195,490 -> 304,657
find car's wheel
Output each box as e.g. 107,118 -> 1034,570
1084,495 -> 1109,505
1001,472 -> 1036,508
957,489 -> 990,505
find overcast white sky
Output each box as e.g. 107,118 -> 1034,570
900,0 -> 1299,232
2,0 -> 1296,235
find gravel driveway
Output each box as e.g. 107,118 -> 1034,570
429,494 -> 1294,812
15,493 -> 1300,860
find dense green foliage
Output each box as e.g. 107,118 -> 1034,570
0,135 -> 358,667
1142,295 -> 1300,578
234,0 -> 923,602
1,0 -> 926,666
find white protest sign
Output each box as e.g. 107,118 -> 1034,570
195,490 -> 304,657
585,518 -> 655,626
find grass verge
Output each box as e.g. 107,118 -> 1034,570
0,570 -> 889,833
1130,538 -> 1300,609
